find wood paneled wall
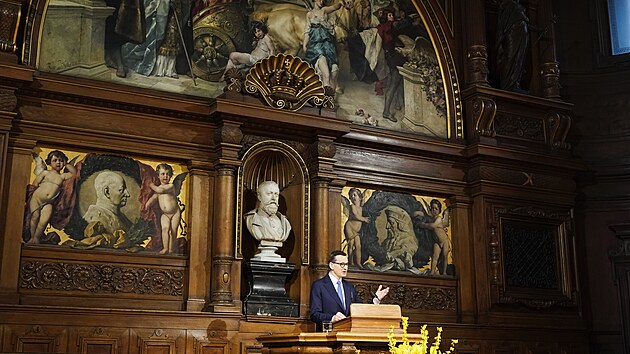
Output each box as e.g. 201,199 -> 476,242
0,0 -> 600,353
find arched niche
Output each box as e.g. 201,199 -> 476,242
235,140 -> 310,265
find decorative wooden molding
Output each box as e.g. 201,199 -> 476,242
20,261 -> 185,296
471,97 -> 496,136
546,112 -> 571,150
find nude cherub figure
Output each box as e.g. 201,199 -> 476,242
416,199 -> 451,275
342,188 -> 370,268
146,163 -> 186,254
224,21 -> 276,77
27,150 -> 77,244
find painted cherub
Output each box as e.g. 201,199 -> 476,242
342,188 -> 370,268
415,199 -> 451,275
145,163 -> 187,254
26,150 -> 77,244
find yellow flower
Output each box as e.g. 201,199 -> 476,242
387,317 -> 458,354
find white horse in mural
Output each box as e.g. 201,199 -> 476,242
250,0 -> 373,55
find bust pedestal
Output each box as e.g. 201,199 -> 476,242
243,261 -> 298,317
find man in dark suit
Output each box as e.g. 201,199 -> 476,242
310,250 -> 390,331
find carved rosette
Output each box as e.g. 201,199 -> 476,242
308,140 -> 336,160
20,261 -> 185,296
244,54 -> 335,111
0,88 -> 18,111
541,61 -> 561,100
467,45 -> 489,86
214,124 -> 243,145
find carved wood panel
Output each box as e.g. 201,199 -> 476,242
70,326 -> 129,354
134,329 -> 185,354
487,201 -> 578,310
5,324 -> 68,353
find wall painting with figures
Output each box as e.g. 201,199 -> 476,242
341,187 -> 453,276
23,147 -> 189,256
37,0 -> 449,138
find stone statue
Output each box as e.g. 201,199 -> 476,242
245,180 -> 292,262
496,0 -> 529,92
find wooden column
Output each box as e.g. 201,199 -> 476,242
0,138 -> 36,303
449,196 -> 475,323
206,119 -> 242,313
311,178 -> 331,279
307,137 -> 337,279
208,165 -> 239,312
185,161 -> 214,311
464,0 -> 489,87
537,0 -> 561,100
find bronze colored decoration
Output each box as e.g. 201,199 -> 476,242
0,0 -> 21,54
243,54 -> 334,111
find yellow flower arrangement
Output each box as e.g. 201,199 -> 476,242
386,317 -> 458,354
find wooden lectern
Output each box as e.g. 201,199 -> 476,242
333,303 -> 403,334
257,303 -> 411,354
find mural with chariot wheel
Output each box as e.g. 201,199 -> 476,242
38,0 -> 449,137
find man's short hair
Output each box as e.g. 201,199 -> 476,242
328,250 -> 347,263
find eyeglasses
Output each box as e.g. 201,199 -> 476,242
332,262 -> 349,267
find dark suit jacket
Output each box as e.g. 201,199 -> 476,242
310,274 -> 363,331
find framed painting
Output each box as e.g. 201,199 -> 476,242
23,147 -> 189,255
340,186 -> 454,276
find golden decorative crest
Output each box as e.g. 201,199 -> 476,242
243,54 -> 334,111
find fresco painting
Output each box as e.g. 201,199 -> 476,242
38,0 -> 447,137
23,148 -> 189,255
341,187 -> 453,276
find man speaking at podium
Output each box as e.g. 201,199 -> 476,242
310,250 -> 390,331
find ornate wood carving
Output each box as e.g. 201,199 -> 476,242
214,124 -> 243,145
541,61 -> 561,100
489,224 -> 500,284
467,46 -> 490,86
471,97 -> 496,136
227,54 -> 335,111
0,88 -> 18,111
20,261 -> 185,296
354,281 -> 456,311
546,112 -> 571,150
494,112 -> 545,141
